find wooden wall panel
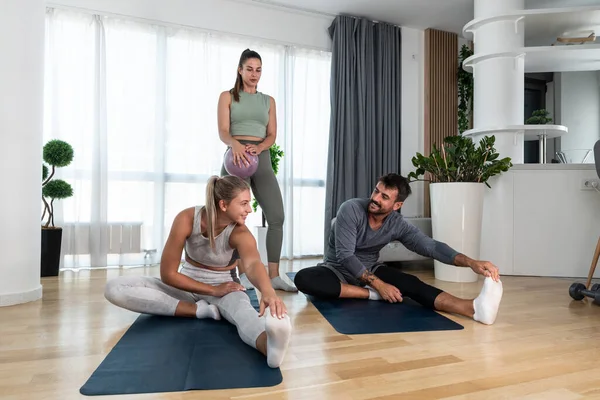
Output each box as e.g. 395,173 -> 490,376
423,28 -> 458,217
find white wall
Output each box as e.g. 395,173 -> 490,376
47,0 -> 333,50
1,0 -> 44,306
400,27 -> 425,218
512,166 -> 600,278
557,72 -> 600,162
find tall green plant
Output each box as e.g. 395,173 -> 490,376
252,143 -> 284,227
458,44 -> 474,134
407,135 -> 512,188
42,140 -> 74,228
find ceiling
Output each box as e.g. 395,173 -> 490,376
249,0 -> 600,36
249,0 -> 475,34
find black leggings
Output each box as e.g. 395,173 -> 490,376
294,265 -> 443,309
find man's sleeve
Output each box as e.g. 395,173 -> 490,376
334,202 -> 367,278
397,219 -> 459,265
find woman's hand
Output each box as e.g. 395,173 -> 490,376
244,143 -> 263,156
231,141 -> 250,167
259,291 -> 287,319
211,281 -> 246,297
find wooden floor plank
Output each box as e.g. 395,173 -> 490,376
1,259 -> 599,399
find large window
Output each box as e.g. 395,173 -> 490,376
44,8 -> 331,268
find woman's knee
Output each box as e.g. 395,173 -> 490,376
104,277 -> 128,306
263,203 -> 284,228
213,291 -> 257,320
103,276 -> 149,307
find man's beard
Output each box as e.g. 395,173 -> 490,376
368,200 -> 385,214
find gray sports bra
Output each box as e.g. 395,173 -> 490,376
184,206 -> 236,268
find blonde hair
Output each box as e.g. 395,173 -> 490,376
205,175 -> 250,249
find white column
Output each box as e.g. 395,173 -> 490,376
469,0 -> 525,275
472,0 -> 525,163
0,0 -> 45,306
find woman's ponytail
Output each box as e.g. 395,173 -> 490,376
205,176 -> 219,250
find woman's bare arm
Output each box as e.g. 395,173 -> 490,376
229,226 -> 275,295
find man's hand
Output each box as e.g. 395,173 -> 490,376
211,282 -> 246,297
371,279 -> 403,303
455,254 -> 500,282
469,260 -> 500,282
359,270 -> 403,303
259,290 -> 287,319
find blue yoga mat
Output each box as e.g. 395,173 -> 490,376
287,272 -> 463,334
80,290 -> 281,396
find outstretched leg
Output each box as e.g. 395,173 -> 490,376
202,291 -> 292,368
104,276 -> 220,320
374,266 -> 503,325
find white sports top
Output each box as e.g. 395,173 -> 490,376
184,206 -> 236,268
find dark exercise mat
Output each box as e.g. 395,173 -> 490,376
80,289 -> 281,396
287,272 -> 463,334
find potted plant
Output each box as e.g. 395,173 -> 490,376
408,135 -> 512,282
251,143 -> 284,264
41,139 -> 74,277
525,109 -> 552,125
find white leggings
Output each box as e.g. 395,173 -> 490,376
104,263 -> 265,349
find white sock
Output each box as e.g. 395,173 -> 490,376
271,275 -> 298,292
195,299 -> 221,320
239,273 -> 255,290
265,307 -> 292,368
473,277 -> 503,325
367,286 -> 382,301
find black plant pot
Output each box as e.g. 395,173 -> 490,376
41,228 -> 62,277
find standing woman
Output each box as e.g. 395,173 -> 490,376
217,49 -> 296,292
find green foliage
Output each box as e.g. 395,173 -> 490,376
42,140 -> 75,228
407,135 -> 512,188
525,109 -> 552,125
43,179 -> 74,200
252,144 -> 284,221
269,144 -> 284,175
43,139 -> 74,167
458,44 -> 474,134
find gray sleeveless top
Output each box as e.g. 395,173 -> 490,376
184,206 -> 236,268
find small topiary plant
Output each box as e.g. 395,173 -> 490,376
42,139 -> 74,228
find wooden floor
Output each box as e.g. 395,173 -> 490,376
2,259 -> 600,400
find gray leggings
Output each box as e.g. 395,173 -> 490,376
104,263 -> 265,349
221,139 -> 284,264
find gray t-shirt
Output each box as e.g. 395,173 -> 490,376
324,198 -> 459,279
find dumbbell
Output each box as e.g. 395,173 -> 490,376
569,282 -> 600,305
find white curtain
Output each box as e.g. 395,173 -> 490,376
43,8 -> 331,269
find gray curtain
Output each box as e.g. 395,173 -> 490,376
324,15 -> 402,245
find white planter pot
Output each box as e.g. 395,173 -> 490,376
253,226 -> 268,265
430,182 -> 484,283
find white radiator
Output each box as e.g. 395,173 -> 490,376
62,222 -> 143,255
